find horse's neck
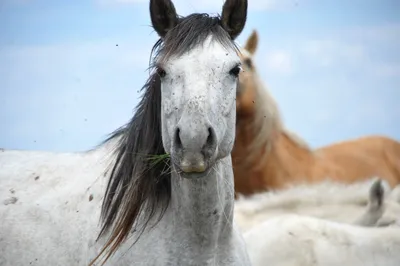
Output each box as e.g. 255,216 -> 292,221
167,157 -> 236,263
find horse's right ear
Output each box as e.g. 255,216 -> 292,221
150,0 -> 179,38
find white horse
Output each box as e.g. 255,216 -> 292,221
244,214 -> 400,266
0,0 -> 252,265
234,178 -> 400,233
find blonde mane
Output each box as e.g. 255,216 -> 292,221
239,43 -> 312,158
248,71 -> 282,153
281,127 -> 311,150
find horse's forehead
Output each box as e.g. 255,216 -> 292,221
167,37 -> 238,69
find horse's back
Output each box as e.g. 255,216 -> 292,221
0,149 -> 109,266
316,135 -> 400,154
313,135 -> 400,186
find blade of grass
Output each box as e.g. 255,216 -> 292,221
146,153 -> 170,168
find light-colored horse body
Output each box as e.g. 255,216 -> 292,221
234,178 -> 400,233
1,0 -> 252,265
244,214 -> 400,266
233,30 -> 400,196
0,146 -> 111,265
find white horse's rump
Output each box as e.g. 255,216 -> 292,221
234,178 -> 400,233
244,214 -> 400,266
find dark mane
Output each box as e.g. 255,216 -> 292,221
91,13 -> 237,265
158,14 -> 237,62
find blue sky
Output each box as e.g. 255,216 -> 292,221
1,0 -> 399,152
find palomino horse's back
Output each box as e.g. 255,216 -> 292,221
314,135 -> 400,187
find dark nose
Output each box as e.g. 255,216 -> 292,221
174,126 -> 217,156
173,125 -> 217,173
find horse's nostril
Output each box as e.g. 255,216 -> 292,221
206,127 -> 214,146
174,127 -> 182,148
202,126 -> 217,157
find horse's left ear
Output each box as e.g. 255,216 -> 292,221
244,30 -> 259,55
150,0 -> 179,38
221,0 -> 248,40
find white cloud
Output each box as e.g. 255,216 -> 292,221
2,39 -> 155,82
293,23 -> 400,77
343,97 -> 399,125
301,39 -> 366,67
265,50 -> 293,75
346,24 -> 400,43
371,63 -> 400,78
311,110 -> 335,123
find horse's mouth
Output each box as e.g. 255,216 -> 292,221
177,167 -> 213,179
171,156 -> 214,179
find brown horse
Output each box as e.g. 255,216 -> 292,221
233,30 -> 400,196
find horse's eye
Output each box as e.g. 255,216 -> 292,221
229,65 -> 242,77
157,67 -> 167,78
244,58 -> 253,69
